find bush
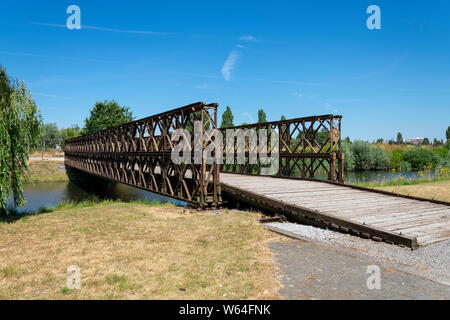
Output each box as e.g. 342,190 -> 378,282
371,147 -> 391,170
403,148 -> 441,170
390,148 -> 404,169
341,141 -> 355,171
434,147 -> 449,158
350,140 -> 390,171
351,140 -> 373,171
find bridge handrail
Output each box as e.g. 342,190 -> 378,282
219,114 -> 344,182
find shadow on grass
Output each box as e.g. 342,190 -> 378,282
0,206 -> 54,224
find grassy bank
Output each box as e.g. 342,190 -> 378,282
0,202 -> 283,299
375,180 -> 450,202
354,175 -> 450,188
26,161 -> 68,183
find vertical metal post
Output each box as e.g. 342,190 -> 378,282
200,110 -> 206,208
339,153 -> 345,183
330,153 -> 336,182
213,107 -> 219,207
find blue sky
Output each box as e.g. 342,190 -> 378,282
1,0 -> 449,141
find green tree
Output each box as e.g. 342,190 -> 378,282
83,100 -> 133,134
0,66 -> 42,210
341,140 -> 355,171
315,128 -> 330,146
433,138 -> 439,146
350,140 -> 390,171
421,137 -> 430,145
433,147 -> 449,158
184,112 -> 211,133
64,125 -> 81,140
351,140 -> 373,171
403,148 -> 440,169
390,149 -> 404,169
59,125 -> 81,149
257,109 -> 267,123
42,123 -> 59,149
446,126 -> 450,141
220,106 -> 234,128
396,132 -> 403,144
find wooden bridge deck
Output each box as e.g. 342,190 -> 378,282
220,173 -> 450,248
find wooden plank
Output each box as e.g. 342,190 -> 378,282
291,199 -> 416,212
323,202 -> 445,218
220,174 -> 450,247
371,214 -> 449,230
394,220 -> 450,234
362,210 -> 450,227
221,182 -> 418,248
295,196 -> 415,208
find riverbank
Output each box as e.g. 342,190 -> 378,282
0,202 -> 283,299
26,161 -> 68,183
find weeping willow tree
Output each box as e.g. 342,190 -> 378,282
0,66 -> 42,212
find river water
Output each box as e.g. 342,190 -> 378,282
7,181 -> 181,214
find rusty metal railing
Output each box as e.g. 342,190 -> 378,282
220,114 -> 344,183
65,102 -> 220,208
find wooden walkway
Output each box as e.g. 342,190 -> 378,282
220,173 -> 450,248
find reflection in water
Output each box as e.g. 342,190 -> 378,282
7,180 -> 182,214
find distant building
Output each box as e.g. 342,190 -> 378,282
406,137 -> 424,146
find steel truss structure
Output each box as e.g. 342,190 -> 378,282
220,114 -> 344,183
65,102 -> 220,208
65,102 -> 343,207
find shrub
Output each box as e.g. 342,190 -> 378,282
351,140 -> 373,171
403,148 -> 441,170
341,141 -> 355,171
350,140 -> 390,171
390,149 -> 404,169
434,147 -> 449,158
371,146 -> 391,170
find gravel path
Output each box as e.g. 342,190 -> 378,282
266,222 -> 450,286
270,240 -> 450,300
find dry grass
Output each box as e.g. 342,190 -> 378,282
29,150 -> 64,158
377,180 -> 450,202
25,161 -> 68,182
0,203 -> 285,299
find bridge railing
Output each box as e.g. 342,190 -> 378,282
220,114 -> 344,183
65,102 -> 220,208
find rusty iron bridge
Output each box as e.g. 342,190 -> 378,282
65,102 -> 450,248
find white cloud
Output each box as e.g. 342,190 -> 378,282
221,50 -> 240,81
29,21 -> 177,35
293,92 -> 304,98
239,35 -> 258,42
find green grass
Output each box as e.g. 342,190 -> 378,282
30,173 -> 68,183
0,265 -> 19,277
0,198 -> 174,224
